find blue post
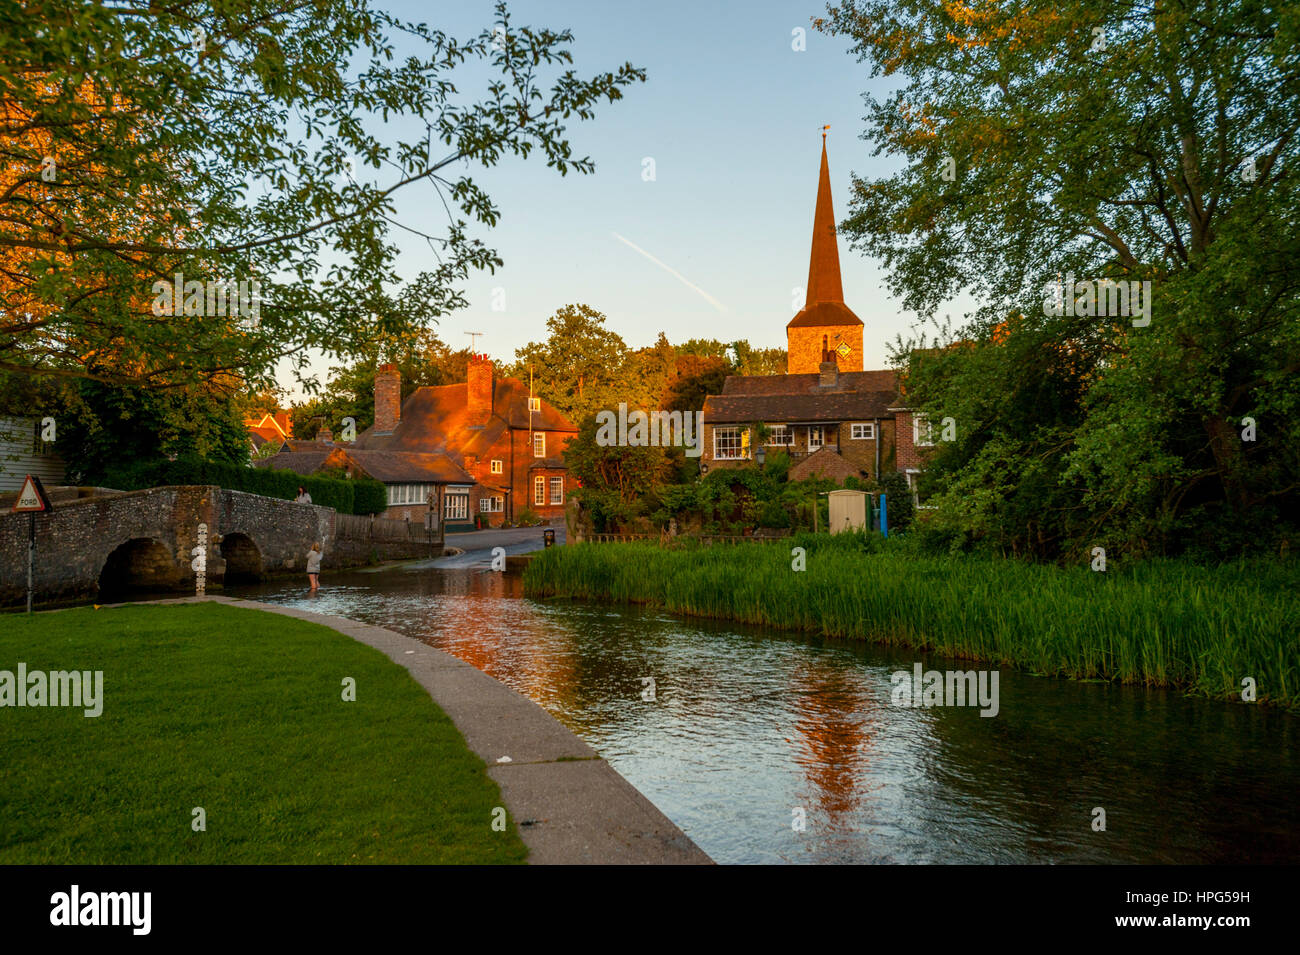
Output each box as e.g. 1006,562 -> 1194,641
880,493 -> 888,538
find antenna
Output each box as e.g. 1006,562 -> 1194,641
465,331 -> 483,352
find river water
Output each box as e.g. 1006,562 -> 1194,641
228,563 -> 1300,865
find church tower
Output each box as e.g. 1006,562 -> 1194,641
786,132 -> 864,374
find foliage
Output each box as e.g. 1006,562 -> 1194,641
0,1 -> 644,398
99,455 -> 387,515
54,380 -> 249,484
525,541 -> 1300,708
818,0 -> 1300,560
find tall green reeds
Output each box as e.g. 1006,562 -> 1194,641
523,535 -> 1300,708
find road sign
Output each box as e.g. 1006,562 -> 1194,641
12,474 -> 51,512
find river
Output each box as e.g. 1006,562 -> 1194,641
227,562 -> 1300,864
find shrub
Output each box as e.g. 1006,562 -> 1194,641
100,456 -> 387,515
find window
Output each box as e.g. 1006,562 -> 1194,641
490,459 -> 503,474
914,415 -> 934,447
851,423 -> 875,440
479,496 -> 503,513
443,493 -> 468,521
713,426 -> 747,460
387,483 -> 431,506
533,432 -> 545,457
549,476 -> 564,505
766,425 -> 793,446
807,426 -> 824,451
528,396 -> 541,412
534,476 -> 546,505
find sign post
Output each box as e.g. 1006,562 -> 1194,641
12,474 -> 52,614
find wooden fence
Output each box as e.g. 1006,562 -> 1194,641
334,512 -> 433,543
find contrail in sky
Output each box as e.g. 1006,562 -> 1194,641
611,232 -> 728,313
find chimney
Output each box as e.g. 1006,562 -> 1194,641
317,425 -> 333,443
374,363 -> 401,434
467,354 -> 493,426
274,411 -> 293,437
819,360 -> 839,388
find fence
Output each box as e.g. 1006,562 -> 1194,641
335,512 -> 433,543
585,530 -> 791,547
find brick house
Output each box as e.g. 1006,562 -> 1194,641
259,356 -> 577,529
700,136 -> 932,498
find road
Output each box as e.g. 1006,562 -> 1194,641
431,524 -> 565,569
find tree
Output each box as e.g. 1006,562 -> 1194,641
0,1 -> 644,400
820,0 -> 1300,558
508,304 -> 629,423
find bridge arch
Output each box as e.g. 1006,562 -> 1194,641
219,532 -> 263,583
98,537 -> 178,598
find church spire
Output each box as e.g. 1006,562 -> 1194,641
806,129 -> 844,306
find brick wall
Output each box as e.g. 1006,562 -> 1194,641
467,358 -> 493,425
374,364 -> 401,433
786,325 -> 864,374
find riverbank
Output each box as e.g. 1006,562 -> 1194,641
1,602 -> 526,863
523,536 -> 1300,708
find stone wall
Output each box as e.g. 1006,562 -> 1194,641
0,485 -> 433,607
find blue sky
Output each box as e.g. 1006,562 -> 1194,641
286,0 -> 956,395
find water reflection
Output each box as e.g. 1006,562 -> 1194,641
229,565 -> 1300,865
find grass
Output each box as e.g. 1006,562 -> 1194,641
523,534 -> 1300,709
0,603 -> 528,864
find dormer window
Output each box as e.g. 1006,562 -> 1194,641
528,397 -> 541,412
490,459 -> 503,474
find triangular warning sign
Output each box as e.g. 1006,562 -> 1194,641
12,474 -> 50,512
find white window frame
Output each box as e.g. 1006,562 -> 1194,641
528,396 -> 541,412
766,425 -> 793,447
549,476 -> 563,505
807,425 -> 824,451
490,459 -> 503,474
850,422 -> 875,440
479,495 -> 503,513
533,432 -> 545,458
914,415 -> 935,447
533,475 -> 546,506
443,493 -> 468,521
713,426 -> 747,460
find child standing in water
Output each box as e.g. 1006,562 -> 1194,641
306,542 -> 322,592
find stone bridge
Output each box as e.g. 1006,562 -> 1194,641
0,485 -> 436,607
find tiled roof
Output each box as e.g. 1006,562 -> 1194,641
354,376 -> 575,455
788,447 -> 862,482
704,368 -> 901,424
340,450 -> 473,484
254,451 -> 331,475
786,300 -> 863,329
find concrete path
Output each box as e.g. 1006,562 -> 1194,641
193,595 -> 710,865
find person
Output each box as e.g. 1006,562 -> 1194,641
295,486 -> 312,504
306,542 -> 322,592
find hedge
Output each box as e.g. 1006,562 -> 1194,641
100,456 -> 388,515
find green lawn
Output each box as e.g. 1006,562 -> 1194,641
0,603 -> 527,864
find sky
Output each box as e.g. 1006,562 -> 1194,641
281,0 -> 956,398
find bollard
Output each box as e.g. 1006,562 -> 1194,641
543,528 -> 555,548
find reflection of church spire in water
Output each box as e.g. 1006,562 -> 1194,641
790,662 -> 878,822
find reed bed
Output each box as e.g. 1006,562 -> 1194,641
523,536 -> 1300,708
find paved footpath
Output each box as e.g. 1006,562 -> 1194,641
163,595 -> 711,865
